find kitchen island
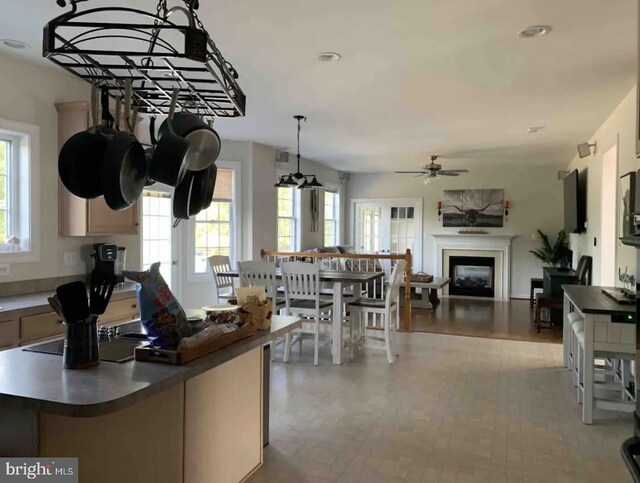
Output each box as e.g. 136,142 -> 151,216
0,315 -> 301,483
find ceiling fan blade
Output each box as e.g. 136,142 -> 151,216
395,171 -> 427,174
437,172 -> 461,177
441,169 -> 469,174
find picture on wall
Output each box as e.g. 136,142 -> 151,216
442,189 -> 504,227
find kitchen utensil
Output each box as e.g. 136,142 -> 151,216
201,164 -> 218,211
172,170 -> 194,225
143,116 -> 157,187
55,281 -> 89,323
47,296 -> 65,320
101,80 -> 147,210
159,111 -> 221,171
90,269 -> 116,316
58,85 -> 112,199
148,89 -> 190,186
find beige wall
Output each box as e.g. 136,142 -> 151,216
347,164 -> 565,298
0,53 -> 141,283
567,86 -> 639,286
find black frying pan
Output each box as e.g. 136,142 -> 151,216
148,89 -> 190,187
201,164 -> 218,211
58,86 -> 113,199
101,81 -> 146,211
143,116 -> 157,187
159,112 -> 221,172
173,171 -> 194,226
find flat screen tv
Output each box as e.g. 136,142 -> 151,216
563,169 -> 585,233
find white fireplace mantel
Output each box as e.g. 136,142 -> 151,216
432,234 -> 516,300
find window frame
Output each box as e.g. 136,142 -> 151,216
0,118 -> 40,263
140,189 -> 173,287
187,160 -> 242,282
323,188 -> 340,247
276,183 -> 300,252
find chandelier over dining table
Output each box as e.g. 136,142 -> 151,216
274,115 -> 323,189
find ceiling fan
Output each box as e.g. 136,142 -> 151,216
395,155 -> 469,184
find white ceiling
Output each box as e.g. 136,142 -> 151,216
0,0 -> 636,172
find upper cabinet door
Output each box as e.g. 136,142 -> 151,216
56,101 -> 140,237
87,199 -> 138,235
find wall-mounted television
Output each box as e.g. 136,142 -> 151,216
563,169 -> 586,233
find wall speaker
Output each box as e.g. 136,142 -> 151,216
276,151 -> 289,164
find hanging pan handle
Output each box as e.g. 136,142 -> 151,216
123,79 -> 133,133
167,88 -> 180,135
100,86 -> 114,128
149,116 -> 157,146
90,84 -> 99,127
114,95 -> 122,131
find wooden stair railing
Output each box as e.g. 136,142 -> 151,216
260,249 -> 413,332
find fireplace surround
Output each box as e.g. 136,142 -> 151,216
432,234 -> 514,300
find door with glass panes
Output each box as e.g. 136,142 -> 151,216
353,198 -> 422,271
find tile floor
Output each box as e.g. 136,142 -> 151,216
250,331 -> 633,482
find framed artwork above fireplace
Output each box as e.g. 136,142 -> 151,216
442,189 -> 504,227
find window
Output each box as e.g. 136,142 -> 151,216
324,190 -> 339,246
277,187 -> 298,252
194,167 -> 235,274
356,205 -> 381,252
141,191 -> 172,286
0,119 -> 39,261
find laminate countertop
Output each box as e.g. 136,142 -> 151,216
562,285 -> 636,316
0,283 -> 137,315
0,315 -> 301,418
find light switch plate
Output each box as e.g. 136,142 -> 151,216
63,251 -> 78,266
0,265 -> 9,276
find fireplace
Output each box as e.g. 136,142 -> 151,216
449,256 -> 495,298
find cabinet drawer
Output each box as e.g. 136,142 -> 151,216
100,298 -> 139,324
0,319 -> 19,349
21,312 -> 64,343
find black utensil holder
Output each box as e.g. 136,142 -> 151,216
63,318 -> 99,369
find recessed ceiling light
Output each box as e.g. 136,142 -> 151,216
518,25 -> 552,38
1,39 -> 29,49
317,52 -> 342,62
527,126 -> 545,133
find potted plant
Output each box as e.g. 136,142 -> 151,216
530,229 -> 572,269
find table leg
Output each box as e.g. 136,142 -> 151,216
332,281 -> 343,365
582,314 -> 594,424
428,289 -> 440,309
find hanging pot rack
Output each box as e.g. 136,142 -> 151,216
43,0 -> 246,120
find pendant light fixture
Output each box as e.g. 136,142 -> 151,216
274,115 -> 323,189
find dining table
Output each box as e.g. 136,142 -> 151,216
218,269 -> 385,364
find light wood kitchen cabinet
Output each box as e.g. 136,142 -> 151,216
0,320 -> 19,351
20,312 -> 64,343
55,101 -> 139,237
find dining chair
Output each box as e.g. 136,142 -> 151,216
238,260 -> 286,362
281,261 -> 333,365
348,260 -> 406,363
207,255 -> 235,304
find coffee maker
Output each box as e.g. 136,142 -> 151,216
91,243 -> 125,284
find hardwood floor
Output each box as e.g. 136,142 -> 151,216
410,297 -> 562,344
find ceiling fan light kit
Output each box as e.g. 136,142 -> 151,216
275,116 -> 323,190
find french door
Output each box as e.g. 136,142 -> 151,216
352,198 -> 422,271
140,190 -> 180,297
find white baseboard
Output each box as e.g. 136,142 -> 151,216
510,293 -> 529,300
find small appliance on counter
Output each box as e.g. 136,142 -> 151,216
91,243 -> 125,285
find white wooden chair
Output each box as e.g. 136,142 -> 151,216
207,255 -> 235,304
281,261 -> 332,365
238,260 -> 285,362
348,260 -> 406,363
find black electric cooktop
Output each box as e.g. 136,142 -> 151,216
23,321 -> 147,363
